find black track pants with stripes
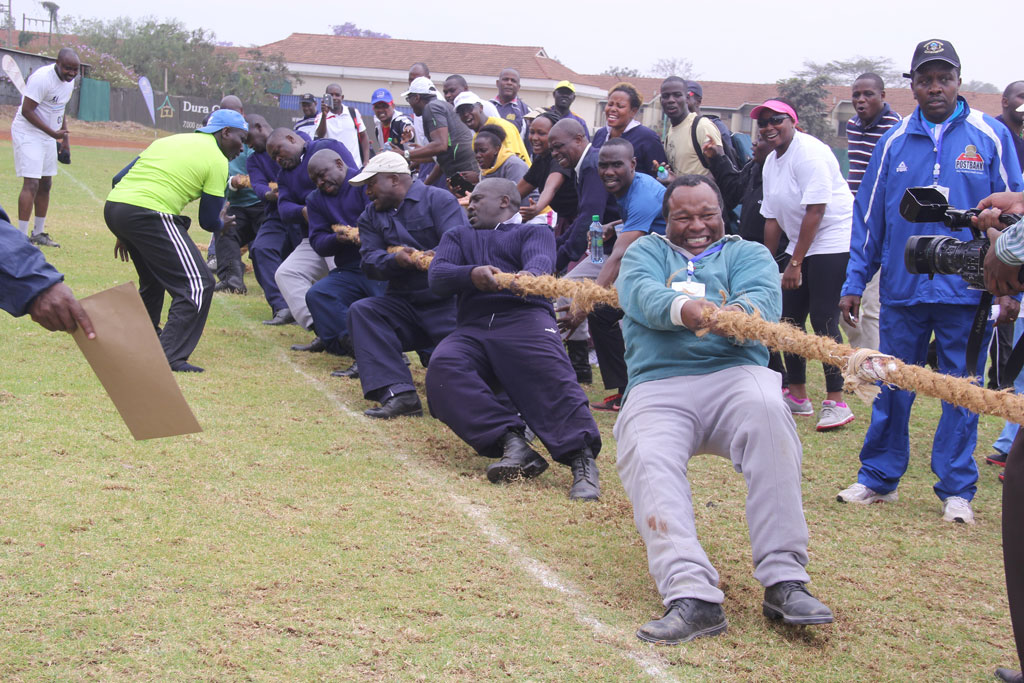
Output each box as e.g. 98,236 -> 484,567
104,201 -> 214,367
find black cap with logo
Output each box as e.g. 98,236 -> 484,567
904,39 -> 961,79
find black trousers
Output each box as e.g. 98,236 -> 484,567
782,252 -> 848,393
103,201 -> 214,366
215,203 -> 263,289
1005,429 -> 1024,670
587,304 -> 628,392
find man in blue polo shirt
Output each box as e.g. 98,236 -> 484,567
558,138 -> 666,411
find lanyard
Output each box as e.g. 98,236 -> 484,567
686,242 -> 725,281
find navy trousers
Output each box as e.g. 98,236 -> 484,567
347,294 -> 456,401
857,303 -> 988,501
425,307 -> 602,465
249,214 -> 298,314
305,262 -> 387,355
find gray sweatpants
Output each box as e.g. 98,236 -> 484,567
614,365 -> 811,606
275,238 -> 334,331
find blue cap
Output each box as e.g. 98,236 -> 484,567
197,108 -> 248,134
371,88 -> 392,104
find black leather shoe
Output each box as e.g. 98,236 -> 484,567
636,598 -> 727,645
364,391 -> 422,419
763,581 -> 833,625
486,429 -> 549,483
291,337 -> 325,352
331,362 -> 359,378
568,447 -> 600,500
262,309 -> 294,326
996,668 -> 1024,682
214,280 -> 246,294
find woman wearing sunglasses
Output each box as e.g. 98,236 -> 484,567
755,100 -> 856,431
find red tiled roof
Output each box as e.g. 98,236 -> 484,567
255,33 -> 584,82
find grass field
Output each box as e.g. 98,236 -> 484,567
0,138 -> 1015,681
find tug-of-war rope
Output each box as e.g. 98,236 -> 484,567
316,229 -> 1024,422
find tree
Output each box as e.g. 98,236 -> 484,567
796,56 -> 902,87
62,16 -> 299,105
331,22 -> 390,38
601,66 -> 644,79
963,80 -> 999,94
776,76 -> 832,141
650,57 -> 697,80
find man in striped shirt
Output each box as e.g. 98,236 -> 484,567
846,73 -> 902,194
842,73 -> 901,351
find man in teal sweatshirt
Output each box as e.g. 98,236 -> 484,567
613,174 -> 832,645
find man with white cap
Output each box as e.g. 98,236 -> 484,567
345,151 -> 469,418
104,108 -> 249,372
402,77 -> 479,188
453,91 -> 531,165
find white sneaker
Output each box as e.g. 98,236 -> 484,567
783,390 -> 815,417
836,482 -> 898,504
942,496 -> 975,524
817,401 -> 855,431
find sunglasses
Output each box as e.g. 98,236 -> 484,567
757,114 -> 790,128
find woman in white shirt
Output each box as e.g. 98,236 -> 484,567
756,100 -> 855,432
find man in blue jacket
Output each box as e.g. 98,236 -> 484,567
615,175 -> 831,645
837,39 -> 1024,524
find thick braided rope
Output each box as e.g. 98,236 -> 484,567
331,225 -> 361,243
233,176 -> 277,191
380,247 -> 1024,421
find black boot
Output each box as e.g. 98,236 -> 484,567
636,598 -> 727,645
486,429 -> 549,483
565,340 -> 592,384
364,390 -> 422,419
291,337 -> 326,352
762,581 -> 833,625
331,361 -> 359,378
568,445 -> 599,500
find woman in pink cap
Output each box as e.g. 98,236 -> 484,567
754,99 -> 856,431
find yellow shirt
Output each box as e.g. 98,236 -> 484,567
664,113 -> 722,177
108,133 -> 229,215
477,116 -> 531,166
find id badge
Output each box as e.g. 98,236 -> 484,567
672,281 -> 706,298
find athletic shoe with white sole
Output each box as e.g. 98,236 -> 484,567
942,496 -> 975,524
816,400 -> 854,431
783,390 -> 814,417
836,482 -> 898,504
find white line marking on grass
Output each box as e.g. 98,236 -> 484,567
61,167 -> 103,205
220,302 -> 678,681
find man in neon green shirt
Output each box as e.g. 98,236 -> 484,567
105,109 -> 248,373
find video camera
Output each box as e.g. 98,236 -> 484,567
901,186 -> 1023,290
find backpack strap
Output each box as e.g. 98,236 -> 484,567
690,114 -> 710,169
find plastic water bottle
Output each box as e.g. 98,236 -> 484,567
657,165 -> 669,181
589,215 -> 604,264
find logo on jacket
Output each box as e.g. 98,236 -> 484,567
896,161 -> 908,173
923,40 -> 945,54
955,145 -> 985,174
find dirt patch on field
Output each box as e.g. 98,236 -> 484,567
0,105 -> 164,149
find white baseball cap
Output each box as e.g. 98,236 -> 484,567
453,91 -> 483,111
349,151 -> 411,185
400,77 -> 437,98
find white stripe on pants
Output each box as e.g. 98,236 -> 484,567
613,365 -> 811,606
274,238 -> 334,330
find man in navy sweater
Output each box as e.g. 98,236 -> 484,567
247,116 -> 298,325
425,178 -> 601,499
346,152 -> 468,419
301,149 -> 386,356
266,128 -> 357,337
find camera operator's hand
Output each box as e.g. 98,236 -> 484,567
995,295 -> 1020,326
985,228 -> 1024,296
839,295 -> 861,328
977,191 -> 1024,217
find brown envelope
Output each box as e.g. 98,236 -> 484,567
71,282 -> 202,440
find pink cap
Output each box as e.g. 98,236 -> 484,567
750,100 -> 798,124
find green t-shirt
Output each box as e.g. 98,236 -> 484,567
108,132 -> 229,215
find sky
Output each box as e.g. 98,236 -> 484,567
30,0 -> 1019,90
